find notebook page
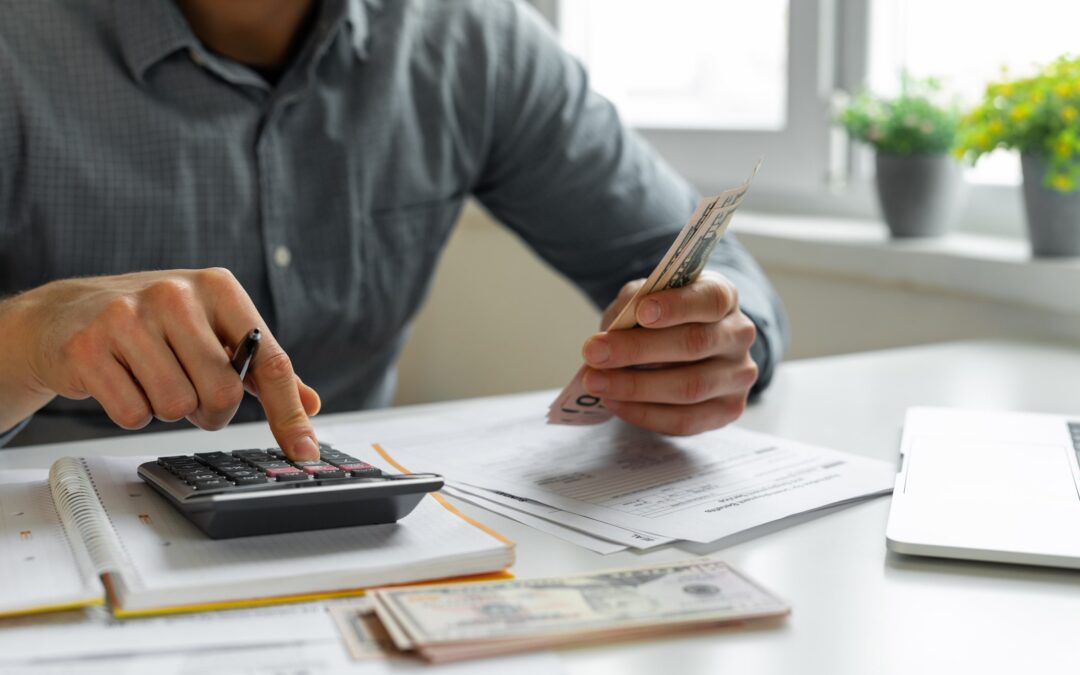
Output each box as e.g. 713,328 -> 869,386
84,455 -> 513,611
0,471 -> 102,616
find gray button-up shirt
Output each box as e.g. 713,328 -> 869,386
0,0 -> 788,446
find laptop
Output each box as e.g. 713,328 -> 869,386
886,407 -> 1080,568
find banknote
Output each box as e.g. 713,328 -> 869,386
328,597 -> 402,660
548,162 -> 761,425
369,558 -> 787,663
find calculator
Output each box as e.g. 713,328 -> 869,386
137,444 -> 443,539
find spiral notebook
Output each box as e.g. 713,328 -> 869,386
0,454 -> 514,618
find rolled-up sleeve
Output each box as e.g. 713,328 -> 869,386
472,0 -> 789,392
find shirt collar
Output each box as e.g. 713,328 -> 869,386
114,0 -> 373,84
114,0 -> 197,84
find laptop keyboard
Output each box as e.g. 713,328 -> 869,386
1068,423 -> 1080,459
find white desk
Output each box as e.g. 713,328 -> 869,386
4,339 -> 1080,674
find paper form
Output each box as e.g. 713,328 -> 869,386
440,486 -> 627,555
367,419 -> 894,543
0,600 -> 337,664
0,639 -> 566,675
443,482 -> 674,550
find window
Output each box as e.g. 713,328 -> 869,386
555,0 -> 835,195
560,0 -> 788,131
551,0 -> 1078,237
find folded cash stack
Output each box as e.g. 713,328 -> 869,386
332,559 -> 789,664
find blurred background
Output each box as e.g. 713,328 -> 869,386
395,0 -> 1080,404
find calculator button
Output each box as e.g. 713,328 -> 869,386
164,459 -> 200,469
264,467 -> 303,477
232,475 -> 269,485
300,464 -> 337,474
313,470 -> 348,480
192,478 -> 231,490
274,472 -> 310,482
336,462 -> 381,477
221,469 -> 259,480
252,461 -> 291,470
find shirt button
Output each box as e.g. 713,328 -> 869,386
273,245 -> 292,268
190,49 -> 206,67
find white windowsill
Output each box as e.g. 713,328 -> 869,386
733,213 -> 1080,315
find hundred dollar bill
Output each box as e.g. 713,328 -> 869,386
370,558 -> 787,663
548,162 -> 761,425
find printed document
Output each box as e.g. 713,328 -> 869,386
348,414 -> 893,544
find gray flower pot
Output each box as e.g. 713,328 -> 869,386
1020,153 -> 1080,257
874,153 -> 963,238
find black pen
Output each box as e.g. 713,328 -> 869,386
230,328 -> 261,380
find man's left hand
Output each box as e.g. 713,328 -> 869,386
581,272 -> 759,436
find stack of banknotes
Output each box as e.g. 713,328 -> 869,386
330,559 -> 789,663
548,162 -> 759,425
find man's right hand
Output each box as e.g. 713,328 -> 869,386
0,268 -> 321,459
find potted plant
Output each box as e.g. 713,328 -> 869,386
956,55 -> 1080,257
837,76 -> 963,238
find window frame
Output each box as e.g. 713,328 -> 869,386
552,0 -> 838,196
545,0 -> 1028,239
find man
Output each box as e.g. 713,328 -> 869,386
0,0 -> 788,458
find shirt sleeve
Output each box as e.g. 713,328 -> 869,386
472,0 -> 790,392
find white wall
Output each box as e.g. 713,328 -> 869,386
394,202 -> 600,405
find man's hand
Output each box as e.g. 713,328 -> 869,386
580,272 -> 758,436
0,269 -> 321,459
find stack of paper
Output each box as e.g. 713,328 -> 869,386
320,394 -> 895,555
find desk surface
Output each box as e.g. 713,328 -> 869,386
4,339 -> 1080,674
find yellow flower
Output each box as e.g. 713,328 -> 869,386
1056,82 -> 1073,98
1000,84 -> 1015,97
988,120 -> 1005,134
952,147 -> 966,160
975,131 -> 992,150
1009,104 -> 1031,122
1063,106 -> 1079,123
1055,140 -> 1072,158
1051,174 -> 1074,191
